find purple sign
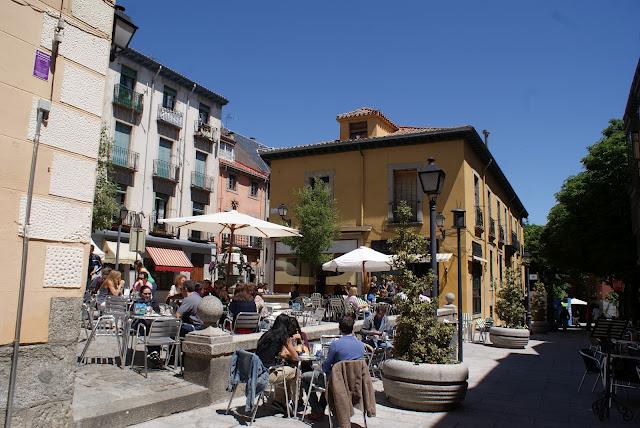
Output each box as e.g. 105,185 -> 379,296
33,50 -> 50,81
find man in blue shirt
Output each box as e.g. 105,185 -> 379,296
302,316 -> 364,420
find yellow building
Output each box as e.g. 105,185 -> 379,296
260,107 -> 527,319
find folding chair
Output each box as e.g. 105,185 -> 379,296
328,298 -> 345,322
301,369 -> 333,428
223,312 -> 261,333
78,303 -> 127,367
226,349 -> 292,424
473,319 -> 487,343
130,318 -> 182,377
578,348 -> 604,392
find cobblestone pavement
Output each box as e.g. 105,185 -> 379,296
130,330 -> 640,427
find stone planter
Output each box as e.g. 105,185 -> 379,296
381,359 -> 468,411
489,326 -> 529,348
530,320 -> 549,334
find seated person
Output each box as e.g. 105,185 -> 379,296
228,284 -> 258,334
301,316 -> 365,421
131,285 -> 161,334
212,280 -> 230,304
199,279 -> 214,297
346,286 -> 370,317
360,305 -> 392,347
255,314 -> 299,413
166,274 -> 187,304
132,271 -> 150,293
176,280 -> 204,336
335,284 -> 348,296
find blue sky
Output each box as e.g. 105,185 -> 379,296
121,0 -> 639,224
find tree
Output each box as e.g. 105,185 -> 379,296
281,179 -> 340,286
542,119 -> 635,276
523,224 -> 546,277
390,201 -> 455,364
495,268 -> 526,328
92,127 -> 119,231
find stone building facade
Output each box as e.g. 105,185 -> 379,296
0,0 -> 114,425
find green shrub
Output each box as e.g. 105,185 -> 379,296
531,281 -> 547,322
390,201 -> 455,364
495,268 -> 526,328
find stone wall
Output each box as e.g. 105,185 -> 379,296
0,297 -> 82,427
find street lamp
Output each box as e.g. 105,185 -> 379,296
114,205 -> 129,270
418,158 -> 446,299
278,203 -> 291,227
110,6 -> 138,61
452,208 -> 466,362
523,250 -> 532,331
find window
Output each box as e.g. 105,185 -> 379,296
497,200 -> 501,225
115,183 -> 127,206
472,262 -> 482,314
220,141 -> 234,161
198,103 -> 210,125
119,65 -> 137,89
499,254 -> 503,284
393,169 -> 418,222
308,175 -> 330,187
154,193 -> 169,222
250,181 -> 259,197
191,202 -> 205,240
162,86 -> 177,109
474,175 -> 480,206
113,122 -> 131,167
487,190 -> 492,218
349,121 -> 367,139
227,173 -> 237,191
489,249 -> 494,284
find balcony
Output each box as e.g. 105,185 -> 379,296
153,159 -> 180,182
498,224 -> 505,244
511,232 -> 521,252
113,84 -> 143,113
191,171 -> 214,191
474,205 -> 484,232
390,200 -> 419,224
150,210 -> 177,237
223,234 -> 263,249
194,121 -> 217,142
189,230 -> 214,242
157,105 -> 183,128
488,218 -> 496,241
110,145 -> 139,171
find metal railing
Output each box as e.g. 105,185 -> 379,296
488,218 -> 496,241
189,230 -> 214,242
511,232 -> 521,252
191,171 -> 214,191
498,224 -> 505,244
150,210 -> 177,237
222,234 -> 262,248
194,121 -> 216,141
153,159 -> 180,182
110,145 -> 139,171
474,205 -> 484,231
113,84 -> 144,113
157,105 -> 183,128
391,200 -> 419,223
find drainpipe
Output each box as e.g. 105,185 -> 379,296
5,100 -> 51,428
141,65 -> 162,214
177,83 -> 196,239
480,131 -> 493,317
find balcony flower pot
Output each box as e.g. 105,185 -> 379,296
382,359 -> 468,411
379,201 -> 467,412
489,326 -> 529,349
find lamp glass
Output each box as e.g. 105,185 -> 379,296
452,209 -> 466,229
278,204 -> 288,217
119,206 -> 129,222
436,213 -> 445,228
418,159 -> 446,196
112,14 -> 137,51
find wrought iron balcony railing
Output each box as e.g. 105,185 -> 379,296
157,105 -> 183,128
194,121 -> 217,142
488,218 -> 496,241
222,233 -> 263,249
113,84 -> 144,113
189,230 -> 214,242
150,210 -> 177,237
153,159 -> 180,182
498,224 -> 505,244
475,205 -> 484,231
511,232 -> 521,252
191,171 -> 214,191
110,145 -> 139,171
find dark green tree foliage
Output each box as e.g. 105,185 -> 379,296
281,178 -> 340,281
92,128 -> 119,231
495,268 -> 526,328
389,201 -> 455,364
531,281 -> 547,322
543,119 -> 634,276
524,224 -> 546,275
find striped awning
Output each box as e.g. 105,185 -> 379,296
146,246 -> 194,272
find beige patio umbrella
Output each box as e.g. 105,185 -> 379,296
160,210 -> 300,284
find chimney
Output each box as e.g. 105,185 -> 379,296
482,129 -> 490,146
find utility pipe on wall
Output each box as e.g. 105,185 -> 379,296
141,65 -> 163,214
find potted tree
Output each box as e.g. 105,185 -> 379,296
530,281 -> 549,334
381,202 -> 468,411
490,268 -> 529,348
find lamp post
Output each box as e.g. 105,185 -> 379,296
452,208 -> 466,362
523,251 -> 532,330
278,203 -> 291,227
115,205 -> 129,271
418,158 -> 446,300
110,6 -> 138,61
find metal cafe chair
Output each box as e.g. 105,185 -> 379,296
223,312 -> 261,334
130,318 -> 182,377
226,349 -> 292,424
78,301 -> 128,367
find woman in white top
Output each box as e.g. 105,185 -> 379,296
166,273 -> 187,303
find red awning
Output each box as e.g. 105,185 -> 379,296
146,247 -> 194,272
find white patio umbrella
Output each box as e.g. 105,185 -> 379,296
569,298 -> 588,305
322,246 -> 393,292
160,210 -> 300,284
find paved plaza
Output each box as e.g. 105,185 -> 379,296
125,330 -> 639,427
